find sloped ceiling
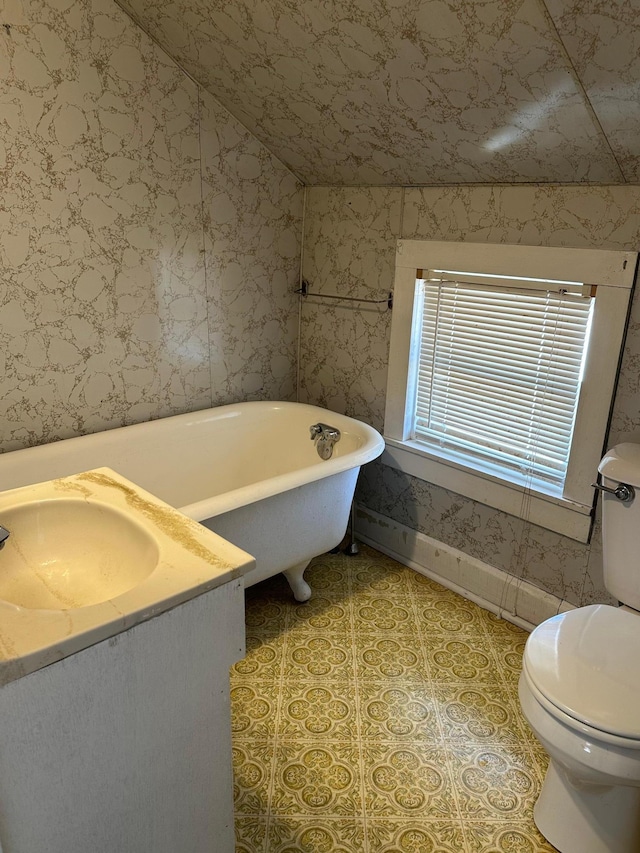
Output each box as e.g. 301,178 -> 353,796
117,0 -> 640,186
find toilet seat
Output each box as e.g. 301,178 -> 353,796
523,604 -> 640,741
521,660 -> 640,750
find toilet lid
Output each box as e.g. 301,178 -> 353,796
524,604 -> 640,740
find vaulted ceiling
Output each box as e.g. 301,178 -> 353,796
117,0 -> 640,185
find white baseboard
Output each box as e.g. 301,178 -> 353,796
355,506 -> 575,632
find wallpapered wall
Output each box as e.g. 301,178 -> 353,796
299,185 -> 640,607
0,0 -> 302,453
4,0 -> 640,611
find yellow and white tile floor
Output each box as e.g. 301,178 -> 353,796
230,545 -> 557,852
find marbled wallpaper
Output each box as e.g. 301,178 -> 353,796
545,0 -> 640,182
299,185 -> 640,607
200,90 -> 302,404
2,0 -> 638,612
0,0 -> 303,453
107,0 -> 634,186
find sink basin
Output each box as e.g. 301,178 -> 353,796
0,498 -> 159,610
0,467 -> 255,686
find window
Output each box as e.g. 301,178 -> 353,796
415,273 -> 593,492
384,241 -> 636,542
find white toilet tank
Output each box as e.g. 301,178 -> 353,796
598,443 -> 640,609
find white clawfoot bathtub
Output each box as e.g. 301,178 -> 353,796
0,402 -> 384,601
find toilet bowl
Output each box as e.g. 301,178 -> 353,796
519,444 -> 640,852
517,444 -> 640,850
519,604 -> 640,853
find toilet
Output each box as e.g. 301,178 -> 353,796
519,443 -> 640,853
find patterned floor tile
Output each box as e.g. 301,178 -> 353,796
301,558 -> 352,597
487,633 -> 529,685
350,558 -> 414,598
354,597 -> 418,635
355,635 -> 430,682
407,570 -> 465,599
416,596 -> 491,635
271,742 -> 363,816
464,822 -> 558,852
266,817 -> 366,852
230,682 -> 279,739
367,818 -> 467,852
232,741 -> 274,815
362,744 -> 456,819
480,610 -> 530,640
235,816 -> 267,853
231,631 -> 285,680
422,634 -> 502,684
282,632 -> 356,680
358,682 -> 440,743
244,588 -> 291,635
433,683 -> 529,745
277,682 -> 359,740
448,745 -> 540,821
231,547 -> 555,852
289,595 -> 352,633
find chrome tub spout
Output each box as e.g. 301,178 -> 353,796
309,423 -> 341,460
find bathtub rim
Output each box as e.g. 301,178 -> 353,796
179,401 -> 384,521
0,401 -> 385,522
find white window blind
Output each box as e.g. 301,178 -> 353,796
413,273 -> 594,492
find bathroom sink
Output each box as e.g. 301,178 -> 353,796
0,468 -> 255,685
0,498 -> 159,610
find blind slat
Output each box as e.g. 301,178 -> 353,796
419,398 -> 576,426
416,412 -> 575,452
417,378 -> 583,409
413,276 -> 593,487
414,429 -> 569,472
418,358 -> 586,385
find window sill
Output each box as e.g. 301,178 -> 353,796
382,438 -> 593,543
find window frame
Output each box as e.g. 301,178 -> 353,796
384,240 -> 637,542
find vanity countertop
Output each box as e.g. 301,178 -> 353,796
0,467 -> 254,685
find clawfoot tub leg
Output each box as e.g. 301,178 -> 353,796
283,561 -> 312,602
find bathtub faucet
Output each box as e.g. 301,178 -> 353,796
0,525 -> 9,550
310,423 -> 341,460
